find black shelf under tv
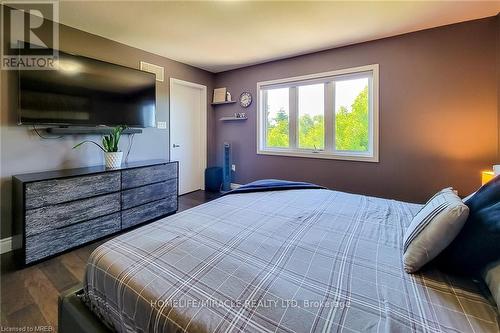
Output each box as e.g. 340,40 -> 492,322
45,127 -> 143,135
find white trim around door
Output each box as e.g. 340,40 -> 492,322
169,78 -> 208,193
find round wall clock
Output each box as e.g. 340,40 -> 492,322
239,92 -> 252,108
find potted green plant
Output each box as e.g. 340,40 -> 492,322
73,125 -> 126,169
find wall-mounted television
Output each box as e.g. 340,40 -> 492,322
18,50 -> 156,128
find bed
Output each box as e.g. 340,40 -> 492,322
78,188 -> 499,332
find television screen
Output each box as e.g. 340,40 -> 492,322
18,51 -> 156,128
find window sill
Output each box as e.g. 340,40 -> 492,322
257,148 -> 379,163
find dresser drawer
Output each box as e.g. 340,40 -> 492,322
25,192 -> 120,237
25,172 -> 120,210
25,212 -> 120,264
122,178 -> 177,210
121,196 -> 177,229
121,163 -> 177,189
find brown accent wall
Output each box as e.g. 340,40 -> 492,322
213,16 -> 499,203
0,19 -> 216,238
497,14 -> 500,159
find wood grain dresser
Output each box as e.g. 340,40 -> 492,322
13,160 -> 178,265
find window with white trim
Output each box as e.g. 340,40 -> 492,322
257,65 -> 379,162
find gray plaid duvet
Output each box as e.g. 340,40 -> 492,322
83,189 -> 499,333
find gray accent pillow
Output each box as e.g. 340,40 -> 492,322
483,260 -> 500,314
403,188 -> 469,273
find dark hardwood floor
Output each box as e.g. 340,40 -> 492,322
0,190 -> 221,332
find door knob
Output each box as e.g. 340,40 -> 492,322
172,144 -> 180,148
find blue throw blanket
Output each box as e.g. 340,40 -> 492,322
223,179 -> 325,195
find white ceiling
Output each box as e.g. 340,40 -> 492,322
58,1 -> 500,73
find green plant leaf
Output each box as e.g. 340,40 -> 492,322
72,140 -> 106,152
110,134 -> 116,152
110,125 -> 126,152
107,136 -> 113,152
102,137 -> 108,152
71,125 -> 128,153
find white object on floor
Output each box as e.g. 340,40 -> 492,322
494,165 -> 500,176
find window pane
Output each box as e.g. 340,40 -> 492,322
266,88 -> 289,148
298,84 -> 324,149
335,77 -> 369,151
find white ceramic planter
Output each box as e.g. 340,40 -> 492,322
104,151 -> 123,169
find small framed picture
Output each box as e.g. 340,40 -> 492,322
213,88 -> 227,103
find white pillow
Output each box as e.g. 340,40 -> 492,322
403,188 -> 469,273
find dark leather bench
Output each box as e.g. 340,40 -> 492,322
58,285 -> 110,333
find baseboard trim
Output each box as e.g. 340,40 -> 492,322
1,236 -> 21,254
1,237 -> 12,254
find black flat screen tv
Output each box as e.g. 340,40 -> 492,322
18,51 -> 156,128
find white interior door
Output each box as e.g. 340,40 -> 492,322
170,79 -> 207,195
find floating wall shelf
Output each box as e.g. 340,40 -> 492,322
219,117 -> 248,121
211,100 -> 236,106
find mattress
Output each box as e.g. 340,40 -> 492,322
83,189 -> 499,332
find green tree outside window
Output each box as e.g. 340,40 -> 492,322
266,85 -> 369,151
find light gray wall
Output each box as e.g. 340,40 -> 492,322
0,22 -> 215,238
